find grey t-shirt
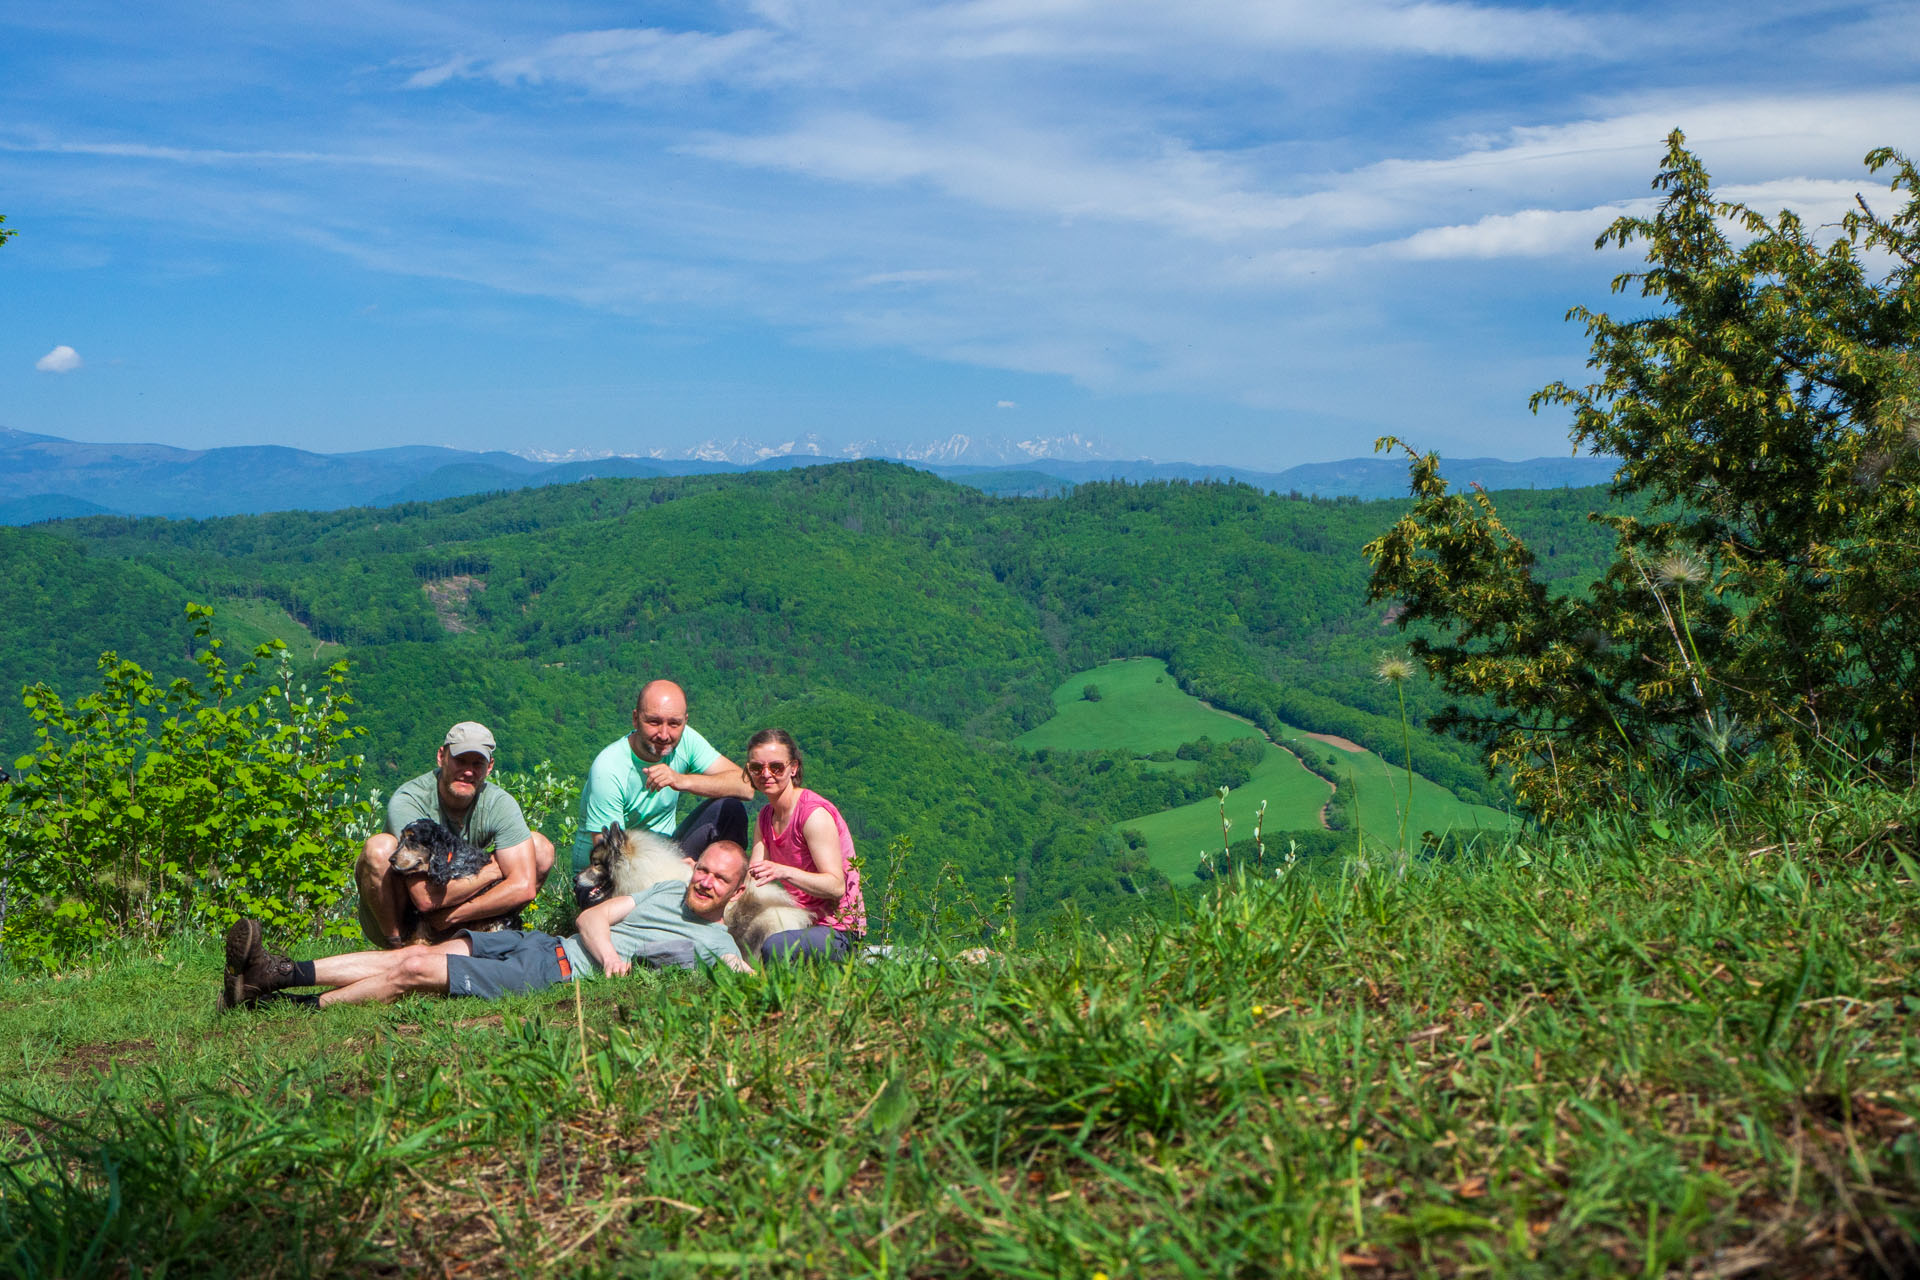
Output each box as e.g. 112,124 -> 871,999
386,770 -> 533,852
562,880 -> 742,974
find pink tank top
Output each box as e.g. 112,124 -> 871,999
756,789 -> 867,936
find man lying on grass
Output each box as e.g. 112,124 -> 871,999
219,842 -> 755,1011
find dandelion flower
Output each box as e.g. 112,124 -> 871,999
1375,653 -> 1414,683
1654,551 -> 1708,588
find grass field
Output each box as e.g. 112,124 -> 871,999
1015,657 -> 1260,756
4,790 -> 1916,1277
1019,659 -> 1513,883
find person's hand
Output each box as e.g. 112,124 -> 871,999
748,860 -> 787,885
603,955 -> 631,978
641,763 -> 682,792
722,954 -> 755,975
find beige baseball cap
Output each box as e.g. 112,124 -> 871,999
442,721 -> 496,760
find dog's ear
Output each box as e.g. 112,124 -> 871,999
603,824 -> 627,856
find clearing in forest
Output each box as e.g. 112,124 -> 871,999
1019,658 -> 1512,884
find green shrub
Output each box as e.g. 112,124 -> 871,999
0,605 -> 372,969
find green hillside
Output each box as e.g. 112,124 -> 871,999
1019,658 -> 1513,882
0,464 -> 1610,922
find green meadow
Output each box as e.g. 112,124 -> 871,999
1015,657 -> 1254,756
4,794 -> 1914,1277
1019,659 -> 1513,883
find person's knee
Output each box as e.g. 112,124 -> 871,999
394,948 -> 446,991
357,833 -> 398,883
712,797 -> 749,843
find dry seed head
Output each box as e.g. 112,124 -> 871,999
1375,653 -> 1414,683
1653,552 -> 1708,589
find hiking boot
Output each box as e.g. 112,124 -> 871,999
216,919 -> 300,1011
217,918 -> 262,1012
223,917 -> 261,979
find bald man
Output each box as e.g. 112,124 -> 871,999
570,680 -> 753,889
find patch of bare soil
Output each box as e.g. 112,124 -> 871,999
49,1038 -> 159,1080
1303,730 -> 1365,752
421,575 -> 486,634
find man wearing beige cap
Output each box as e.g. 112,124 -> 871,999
353,721 -> 556,949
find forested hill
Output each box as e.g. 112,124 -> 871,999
0,463 -> 1617,915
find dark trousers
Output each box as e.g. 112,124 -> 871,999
761,926 -> 853,963
673,797 -> 749,859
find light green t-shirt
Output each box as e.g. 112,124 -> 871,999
386,770 -> 533,851
561,879 -> 742,974
570,728 -> 723,869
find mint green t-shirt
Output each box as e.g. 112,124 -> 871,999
570,728 -> 723,869
386,769 -> 532,851
561,879 -> 742,975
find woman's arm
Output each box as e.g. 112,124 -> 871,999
748,808 -> 846,901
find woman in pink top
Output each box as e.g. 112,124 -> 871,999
744,728 -> 867,962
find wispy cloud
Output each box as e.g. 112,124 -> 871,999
408,27 -> 781,91
2,2 -> 1912,462
408,0 -> 1601,98
854,268 -> 975,287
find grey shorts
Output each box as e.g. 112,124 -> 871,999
445,930 -> 571,1000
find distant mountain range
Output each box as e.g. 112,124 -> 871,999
519,431 -> 1113,467
0,426 -> 1620,524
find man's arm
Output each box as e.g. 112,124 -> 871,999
641,752 -> 753,800
419,836 -> 542,928
573,893 -> 637,976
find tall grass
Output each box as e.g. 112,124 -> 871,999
2,783 -> 1916,1277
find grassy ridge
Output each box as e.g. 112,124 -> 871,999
3,791 -> 1916,1277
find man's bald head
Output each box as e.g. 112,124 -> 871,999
630,680 -> 692,761
638,680 -> 686,716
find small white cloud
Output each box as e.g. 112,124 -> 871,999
35,345 -> 82,373
996,399 -> 1017,409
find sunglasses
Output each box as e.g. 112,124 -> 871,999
746,760 -> 792,777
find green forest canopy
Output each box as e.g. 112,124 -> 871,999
0,464 -> 1617,920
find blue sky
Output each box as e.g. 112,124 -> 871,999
2,2 -> 1916,468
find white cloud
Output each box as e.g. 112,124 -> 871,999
407,2 -> 1599,100
689,114 -> 1338,241
35,345 -> 82,373
996,399 -> 1017,409
1388,202 -> 1653,260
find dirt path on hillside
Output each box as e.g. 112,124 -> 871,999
1194,698 -> 1336,831
1301,730 -> 1365,752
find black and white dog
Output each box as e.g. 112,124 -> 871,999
387,818 -> 519,941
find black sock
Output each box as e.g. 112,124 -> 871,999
290,960 -> 317,987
